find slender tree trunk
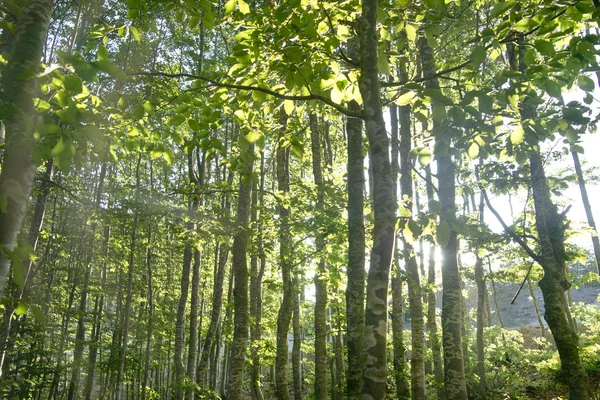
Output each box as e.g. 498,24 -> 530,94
397,43 -> 426,399
527,278 -> 545,339
309,114 -> 327,400
275,110 -> 293,400
572,151 -> 600,274
197,190 -> 232,387
358,1 -> 397,398
419,33 -> 468,400
67,162 -> 107,400
475,192 -> 487,400
0,0 -> 54,299
249,152 -> 265,400
487,258 -> 504,329
227,145 -> 255,399
292,276 -> 302,400
425,166 -> 445,399
116,155 -> 142,400
345,36 -> 365,400
389,103 -> 409,400
187,151 -> 205,399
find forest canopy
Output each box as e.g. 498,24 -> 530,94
0,0 -> 599,399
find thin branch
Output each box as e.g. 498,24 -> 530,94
128,71 -> 363,119
479,183 -> 541,263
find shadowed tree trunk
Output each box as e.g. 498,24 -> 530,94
389,102 -> 409,400
419,33 -> 468,400
0,0 -> 54,299
249,151 -> 265,400
398,36 -> 426,399
571,150 -> 600,274
358,1 -> 397,398
227,144 -> 255,399
275,109 -> 293,400
513,40 -> 592,400
344,36 -> 365,400
474,191 -> 487,400
309,113 -> 327,400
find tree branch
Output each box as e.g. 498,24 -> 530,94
128,71 -> 364,119
479,184 -> 541,263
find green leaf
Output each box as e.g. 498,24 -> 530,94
97,45 -> 109,61
578,76 -> 595,92
331,86 -> 344,103
429,199 -> 441,214
175,104 -> 190,113
233,109 -> 246,123
469,45 -> 486,66
396,91 -> 416,105
246,131 -> 263,143
168,114 -> 186,126
417,148 -> 432,166
467,142 -> 480,159
130,26 -> 141,42
51,136 -> 76,171
284,100 -> 294,115
405,24 -> 417,42
188,119 -> 201,131
224,0 -> 236,13
534,40 -> 555,56
478,94 -> 493,114
132,103 -> 145,119
490,1 -> 515,18
63,75 -> 82,94
436,220 -> 452,247
563,107 -> 584,124
514,18 -> 534,32
545,80 -> 562,98
14,300 -> 28,316
238,0 -> 250,14
510,123 -> 524,145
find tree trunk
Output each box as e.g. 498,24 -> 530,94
292,276 -> 302,400
419,32 -> 468,400
527,278 -> 546,339
344,36 -> 365,400
389,103 -> 409,400
572,150 -> 600,274
0,0 -> 54,299
358,1 -> 397,398
309,114 -> 327,400
475,193 -> 487,400
397,44 -> 426,400
227,144 -> 255,399
249,151 -> 265,400
187,151 -> 205,399
67,162 -> 107,400
116,155 -> 142,400
275,109 -> 293,400
516,41 -> 592,399
425,166 -> 445,399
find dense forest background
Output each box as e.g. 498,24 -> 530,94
0,0 -> 600,399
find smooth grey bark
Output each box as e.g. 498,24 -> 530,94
357,0 -> 397,397
475,192 -> 487,400
425,166 -> 445,399
344,37 -> 365,400
309,113 -> 327,400
292,276 -> 301,400
186,151 -> 205,399
389,103 -> 410,400
197,174 -> 233,388
398,45 -> 426,400
0,0 -> 54,299
527,278 -> 546,339
227,144 -> 254,400
67,162 -> 107,400
116,155 -> 142,400
249,152 -> 265,400
275,109 -> 293,400
419,34 -> 468,400
572,151 -> 600,274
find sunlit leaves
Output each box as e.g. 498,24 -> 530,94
436,220 -> 451,247
510,124 -> 525,145
469,46 -> 486,66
